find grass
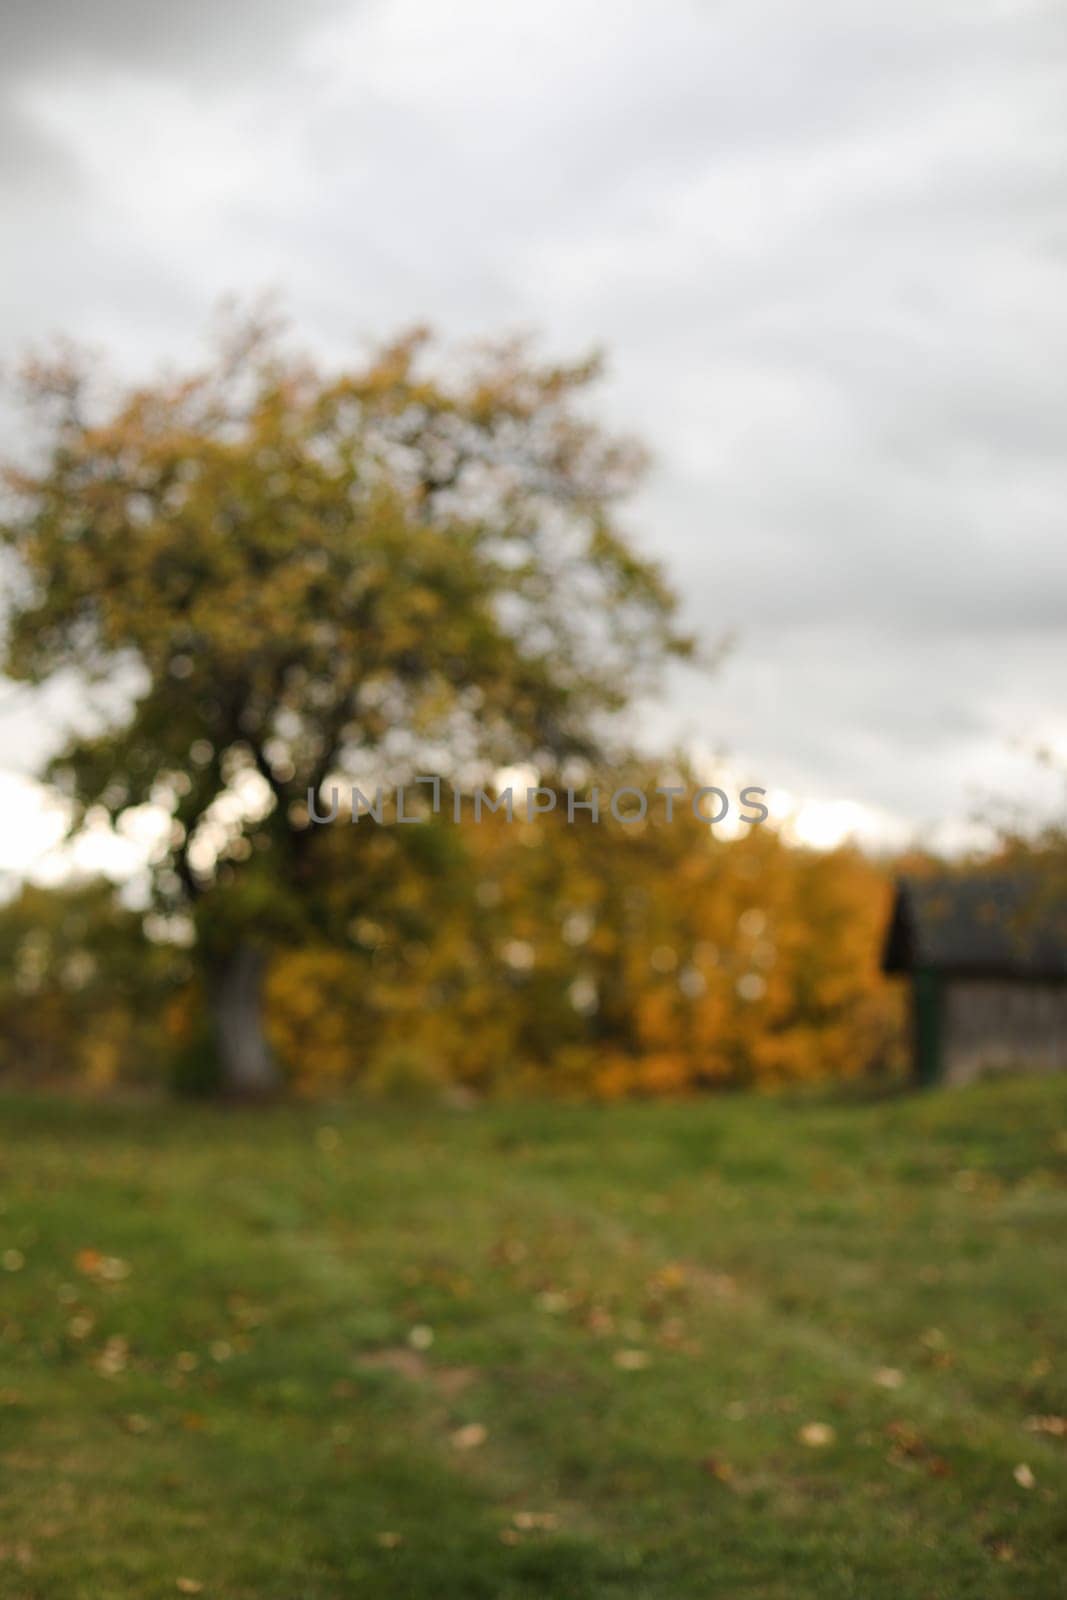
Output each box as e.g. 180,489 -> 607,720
0,1075 -> 1065,1598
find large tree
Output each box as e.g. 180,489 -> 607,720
2,317 -> 689,1093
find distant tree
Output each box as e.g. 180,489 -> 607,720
1,316 -> 689,1093
0,879 -> 185,1084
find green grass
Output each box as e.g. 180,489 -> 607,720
1,1076 -> 1065,1599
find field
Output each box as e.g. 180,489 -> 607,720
1,1076 -> 1065,1599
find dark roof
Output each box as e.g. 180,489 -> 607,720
882,871 -> 1067,980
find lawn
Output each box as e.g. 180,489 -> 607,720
1,1076 -> 1065,1599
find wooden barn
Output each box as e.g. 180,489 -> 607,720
882,872 -> 1067,1086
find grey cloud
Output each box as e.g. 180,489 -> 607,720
0,1 -> 344,87
0,0 -> 1064,840
0,101 -> 80,192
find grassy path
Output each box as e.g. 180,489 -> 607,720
1,1077 -> 1065,1597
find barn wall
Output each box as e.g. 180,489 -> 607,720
942,980 -> 1067,1085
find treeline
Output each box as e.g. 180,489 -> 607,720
1,805 -> 906,1097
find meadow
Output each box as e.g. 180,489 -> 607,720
1,1075 -> 1065,1598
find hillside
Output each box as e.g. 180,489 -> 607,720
1,1076 -> 1065,1598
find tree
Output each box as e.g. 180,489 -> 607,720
0,878 -> 188,1085
1,315 -> 690,1093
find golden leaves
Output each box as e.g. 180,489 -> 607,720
259,774 -> 906,1099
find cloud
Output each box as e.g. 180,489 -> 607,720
0,0 -> 1065,850
0,0 -> 345,86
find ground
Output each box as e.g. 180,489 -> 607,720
0,1075 -> 1065,1599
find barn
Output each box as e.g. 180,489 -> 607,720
882,872 -> 1067,1086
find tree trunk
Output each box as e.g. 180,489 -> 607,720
213,942 -> 281,1097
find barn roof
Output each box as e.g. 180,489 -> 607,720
882,871 -> 1067,980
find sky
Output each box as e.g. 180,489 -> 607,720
1,0 -> 1065,880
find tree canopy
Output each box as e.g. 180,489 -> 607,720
2,317 -> 691,1089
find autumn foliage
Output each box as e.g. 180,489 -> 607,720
0,812 -> 904,1096
261,800 -> 905,1097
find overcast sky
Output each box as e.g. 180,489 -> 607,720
1,0 -> 1065,874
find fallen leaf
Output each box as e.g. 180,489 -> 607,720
513,1511 -> 558,1530
613,1348 -> 650,1371
798,1422 -> 835,1448
1013,1463 -> 1036,1490
702,1270 -> 738,1299
885,1420 -> 926,1459
700,1455 -> 735,1484
175,1581 -> 203,1595
94,1336 -> 129,1377
649,1263 -> 687,1292
451,1422 -> 487,1451
359,1347 -> 427,1382
1024,1414 -> 1066,1437
98,1257 -> 131,1282
873,1367 -> 904,1390
536,1291 -> 571,1315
